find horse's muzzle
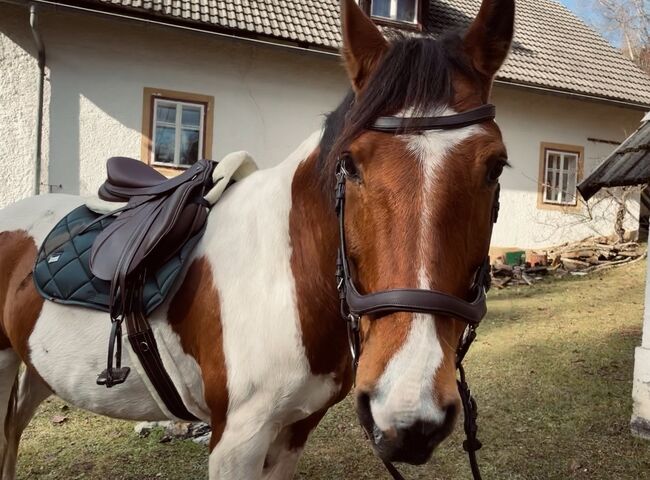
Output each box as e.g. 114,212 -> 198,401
356,393 -> 458,465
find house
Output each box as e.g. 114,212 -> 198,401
2,0 -> 650,249
578,114 -> 650,439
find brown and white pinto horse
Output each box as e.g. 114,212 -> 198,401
0,0 -> 513,478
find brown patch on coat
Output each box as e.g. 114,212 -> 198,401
289,151 -> 351,385
339,133 -> 428,394
167,257 -> 228,450
0,231 -> 44,361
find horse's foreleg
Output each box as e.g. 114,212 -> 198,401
261,409 -> 329,480
0,349 -> 20,480
208,410 -> 278,480
2,367 -> 52,480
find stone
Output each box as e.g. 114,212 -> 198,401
192,433 -> 212,446
164,421 -> 192,439
134,421 -> 169,437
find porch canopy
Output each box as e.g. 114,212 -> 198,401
578,112 -> 650,200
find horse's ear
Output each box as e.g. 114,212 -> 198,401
463,0 -> 515,86
340,0 -> 388,92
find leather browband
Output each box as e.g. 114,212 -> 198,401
369,104 -> 496,133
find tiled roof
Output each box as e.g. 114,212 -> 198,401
578,114 -> 650,200
66,0 -> 650,106
428,1 -> 650,107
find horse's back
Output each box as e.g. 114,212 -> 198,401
0,194 -> 85,246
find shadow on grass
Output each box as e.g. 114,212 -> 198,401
299,264 -> 649,480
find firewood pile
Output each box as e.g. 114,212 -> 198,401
491,238 -> 647,289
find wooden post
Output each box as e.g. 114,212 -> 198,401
631,257 -> 650,438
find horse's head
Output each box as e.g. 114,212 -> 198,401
330,0 -> 514,465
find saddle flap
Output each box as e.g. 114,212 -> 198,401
89,164 -> 211,283
89,199 -> 162,281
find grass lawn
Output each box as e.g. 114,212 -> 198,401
16,261 -> 650,479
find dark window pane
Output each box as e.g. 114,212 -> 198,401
156,103 -> 176,124
154,126 -> 175,163
396,0 -> 416,22
371,0 -> 391,18
180,129 -> 200,165
182,106 -> 201,127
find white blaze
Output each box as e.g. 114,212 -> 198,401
370,112 -> 482,432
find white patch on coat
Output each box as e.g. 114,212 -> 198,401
29,301 -> 165,421
261,426 -> 303,480
370,114 -> 483,433
206,132 -> 338,479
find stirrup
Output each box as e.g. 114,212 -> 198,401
97,318 -> 130,387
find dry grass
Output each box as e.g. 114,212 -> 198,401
16,261 -> 650,479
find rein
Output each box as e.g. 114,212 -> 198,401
334,103 -> 499,480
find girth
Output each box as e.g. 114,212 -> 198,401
335,103 -> 499,480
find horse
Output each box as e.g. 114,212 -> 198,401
0,0 -> 514,478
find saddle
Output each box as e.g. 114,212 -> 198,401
34,153 -> 257,420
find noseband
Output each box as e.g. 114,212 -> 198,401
334,103 -> 499,480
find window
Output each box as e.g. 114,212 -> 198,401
371,0 -> 418,23
141,88 -> 214,174
358,0 -> 421,26
538,143 -> 584,210
152,99 -> 204,166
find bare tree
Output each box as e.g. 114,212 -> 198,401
582,0 -> 650,73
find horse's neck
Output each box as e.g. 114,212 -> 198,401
199,132 -> 352,380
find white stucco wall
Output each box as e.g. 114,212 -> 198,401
0,5 -> 50,206
492,86 -> 643,248
0,4 -> 645,248
29,7 -> 348,197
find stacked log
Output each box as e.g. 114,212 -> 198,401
491,238 -> 647,288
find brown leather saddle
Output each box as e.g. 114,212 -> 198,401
91,156 -> 214,421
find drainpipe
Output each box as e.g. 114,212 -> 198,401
29,4 -> 45,195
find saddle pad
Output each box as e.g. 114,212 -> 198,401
33,205 -> 202,314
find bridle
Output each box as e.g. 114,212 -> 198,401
334,103 -> 500,480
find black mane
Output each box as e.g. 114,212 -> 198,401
317,32 -> 477,178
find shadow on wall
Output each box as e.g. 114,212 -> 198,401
4,5 -> 84,195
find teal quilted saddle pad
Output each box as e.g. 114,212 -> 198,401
33,205 -> 202,314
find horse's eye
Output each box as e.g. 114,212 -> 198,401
487,161 -> 505,184
341,153 -> 361,182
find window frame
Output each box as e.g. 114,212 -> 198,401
537,142 -> 585,211
141,87 -> 214,177
358,0 -> 424,30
